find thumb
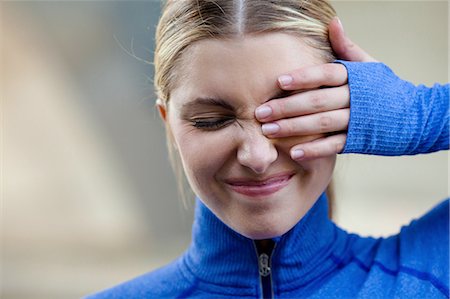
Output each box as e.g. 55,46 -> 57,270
329,17 -> 377,62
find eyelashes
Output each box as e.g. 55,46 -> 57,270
190,117 -> 235,131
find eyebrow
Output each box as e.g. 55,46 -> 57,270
181,97 -> 236,113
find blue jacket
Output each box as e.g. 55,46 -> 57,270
87,62 -> 449,298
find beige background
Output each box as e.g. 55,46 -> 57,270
2,1 -> 448,298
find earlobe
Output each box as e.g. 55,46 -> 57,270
156,99 -> 167,122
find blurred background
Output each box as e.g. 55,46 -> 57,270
2,1 -> 448,298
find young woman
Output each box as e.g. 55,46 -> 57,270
88,0 -> 449,298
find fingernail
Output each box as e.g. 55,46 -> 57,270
261,123 -> 280,135
255,106 -> 272,119
278,75 -> 293,87
291,149 -> 305,160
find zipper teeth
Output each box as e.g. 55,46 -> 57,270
253,241 -> 277,299
269,243 -> 277,298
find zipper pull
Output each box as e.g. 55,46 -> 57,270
258,253 -> 271,277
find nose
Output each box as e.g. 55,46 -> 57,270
237,124 -> 278,174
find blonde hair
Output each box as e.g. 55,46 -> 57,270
154,0 -> 337,213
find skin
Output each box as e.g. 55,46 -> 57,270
156,17 -> 375,239
258,17 -> 376,161
159,33 -> 336,239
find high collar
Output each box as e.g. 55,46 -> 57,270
182,193 -> 349,295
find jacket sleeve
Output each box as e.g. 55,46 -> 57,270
335,60 -> 449,156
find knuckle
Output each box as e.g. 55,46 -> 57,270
336,134 -> 347,152
293,70 -> 308,84
278,99 -> 288,117
344,40 -> 356,50
284,120 -> 293,135
282,119 -> 295,135
319,116 -> 332,131
334,141 -> 344,153
310,94 -> 325,111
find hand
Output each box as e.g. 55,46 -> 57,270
328,17 -> 377,63
255,17 -> 376,161
256,63 -> 349,160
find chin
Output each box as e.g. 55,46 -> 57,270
223,201 -> 307,240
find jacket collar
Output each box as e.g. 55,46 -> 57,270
182,192 -> 346,293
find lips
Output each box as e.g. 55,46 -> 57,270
224,172 -> 295,197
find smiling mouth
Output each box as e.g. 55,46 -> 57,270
225,172 -> 295,197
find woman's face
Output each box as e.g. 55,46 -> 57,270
162,33 -> 336,239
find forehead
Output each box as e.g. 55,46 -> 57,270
170,33 -> 323,108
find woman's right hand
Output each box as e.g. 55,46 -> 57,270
256,17 -> 377,161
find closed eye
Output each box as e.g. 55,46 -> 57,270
191,117 -> 235,131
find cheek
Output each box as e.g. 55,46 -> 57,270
173,125 -> 237,191
299,155 -> 336,191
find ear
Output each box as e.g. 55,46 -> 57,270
156,99 -> 167,122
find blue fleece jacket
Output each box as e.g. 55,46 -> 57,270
86,62 -> 449,298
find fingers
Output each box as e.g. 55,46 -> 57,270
256,85 -> 349,122
290,133 -> 347,161
277,63 -> 348,90
261,109 -> 349,138
270,134 -> 326,151
328,17 -> 377,63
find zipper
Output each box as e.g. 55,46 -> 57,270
254,239 -> 276,299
